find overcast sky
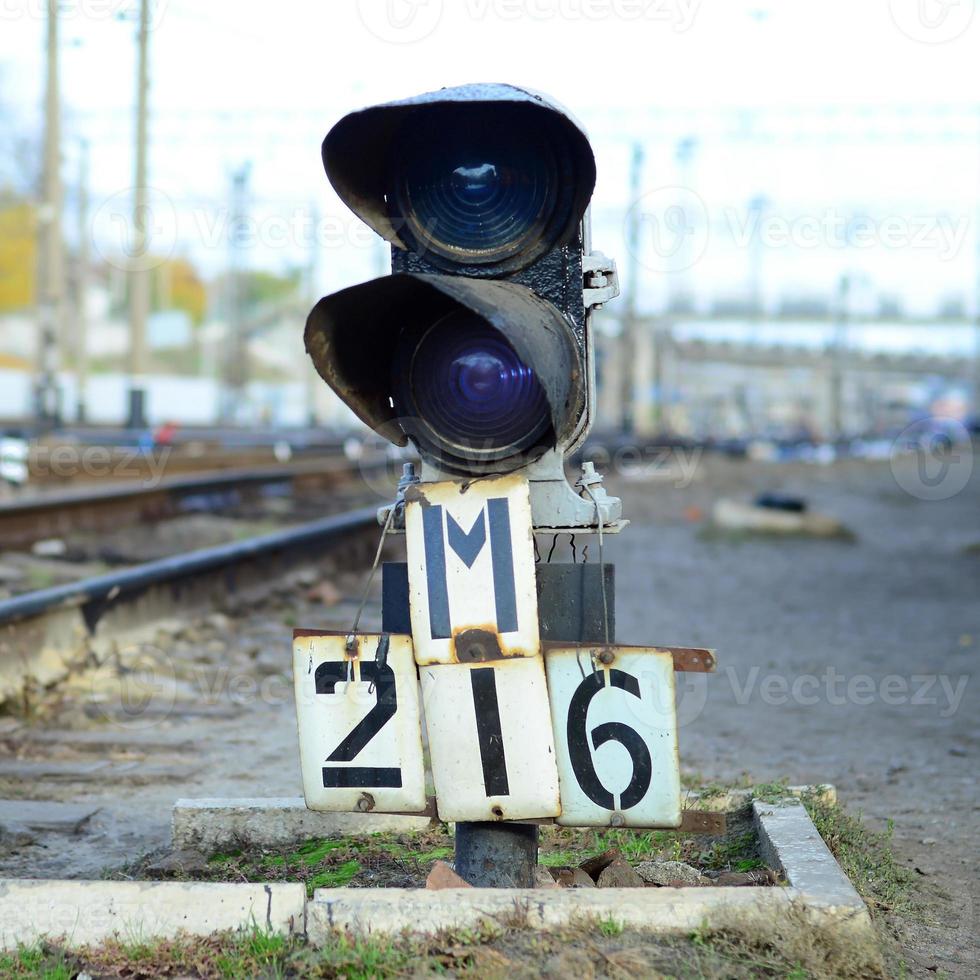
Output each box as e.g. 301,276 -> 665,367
1,0 -> 979,337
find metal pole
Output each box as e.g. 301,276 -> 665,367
75,140 -> 90,423
220,164 -> 251,421
619,143 -> 643,435
127,0 -> 150,429
305,202 -> 320,427
830,274 -> 850,441
34,0 -> 63,428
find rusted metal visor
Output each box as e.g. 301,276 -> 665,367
304,274 -> 585,475
322,83 -> 596,274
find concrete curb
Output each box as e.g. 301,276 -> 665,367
308,886 -> 793,938
0,880 -> 306,949
1,786 -> 875,962
753,799 -> 871,938
306,796 -> 876,956
172,798 -> 433,851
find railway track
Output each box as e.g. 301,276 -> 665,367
0,457 -> 387,550
0,504 -> 380,707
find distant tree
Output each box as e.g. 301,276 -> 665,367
156,257 -> 207,325
244,268 -> 303,307
0,196 -> 35,312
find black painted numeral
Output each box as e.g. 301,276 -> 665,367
470,668 -> 510,796
566,669 -> 652,810
315,660 -> 401,788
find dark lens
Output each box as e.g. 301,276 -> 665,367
394,311 -> 551,460
391,108 -> 564,266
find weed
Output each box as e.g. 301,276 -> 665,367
596,917 -> 624,937
307,859 -> 361,893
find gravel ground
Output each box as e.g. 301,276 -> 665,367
602,451 -> 979,978
0,452 -> 976,976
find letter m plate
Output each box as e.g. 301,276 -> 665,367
405,475 -> 540,665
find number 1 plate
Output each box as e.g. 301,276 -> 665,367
420,657 -> 561,823
545,646 -> 681,828
293,632 -> 427,813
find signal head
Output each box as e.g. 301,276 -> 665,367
304,274 -> 584,476
322,83 -> 596,275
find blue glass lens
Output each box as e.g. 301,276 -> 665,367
401,312 -> 550,455
392,111 -> 560,264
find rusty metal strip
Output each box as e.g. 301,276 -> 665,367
541,641 -> 716,673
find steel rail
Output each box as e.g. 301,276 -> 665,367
0,458 -> 384,548
0,506 -> 378,628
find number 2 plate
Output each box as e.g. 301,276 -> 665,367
293,632 -> 427,813
545,646 -> 681,828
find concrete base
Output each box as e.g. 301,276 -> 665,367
172,798 -> 433,851
0,786 -> 876,968
308,885 -> 791,936
306,797 -> 878,969
0,880 -> 305,948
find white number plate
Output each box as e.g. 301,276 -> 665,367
405,475 -> 540,666
293,633 -> 427,813
545,646 -> 681,828
420,657 -> 561,822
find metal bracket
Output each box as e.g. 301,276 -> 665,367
583,251 -> 620,310
524,451 -> 626,533
376,462 -> 420,530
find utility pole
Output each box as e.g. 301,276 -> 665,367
305,202 -> 320,427
34,0 -> 63,429
222,164 -> 251,422
75,140 -> 90,422
829,273 -> 850,441
127,0 -> 151,429
619,142 -> 643,435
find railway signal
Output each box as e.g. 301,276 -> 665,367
304,83 -> 621,530
296,83 -> 715,888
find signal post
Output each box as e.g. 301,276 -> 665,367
293,84 -> 714,887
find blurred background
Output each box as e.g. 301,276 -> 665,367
0,0 -> 977,448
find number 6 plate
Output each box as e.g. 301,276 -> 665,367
293,632 -> 427,813
545,646 -> 681,828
